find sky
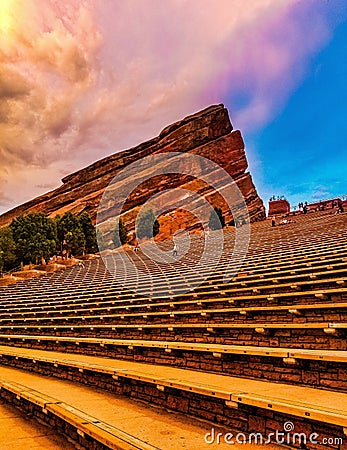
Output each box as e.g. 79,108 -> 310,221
0,0 -> 346,214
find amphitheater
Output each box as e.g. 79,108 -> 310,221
0,207 -> 346,449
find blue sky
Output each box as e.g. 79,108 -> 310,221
237,5 -> 347,209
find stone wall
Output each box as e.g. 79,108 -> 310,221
1,340 -> 346,392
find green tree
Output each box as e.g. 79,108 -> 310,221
55,212 -> 86,257
10,213 -> 56,264
0,227 -> 17,272
113,218 -> 128,248
208,207 -> 225,230
136,209 -> 160,239
79,212 -> 98,253
96,227 -> 108,252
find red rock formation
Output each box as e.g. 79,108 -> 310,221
0,105 -> 265,231
268,200 -> 291,216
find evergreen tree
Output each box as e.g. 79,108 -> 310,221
10,213 -> 56,264
208,207 -> 225,230
55,212 -> 86,257
137,209 -> 160,239
96,227 -> 108,252
0,227 -> 17,272
79,212 -> 98,253
113,218 -> 128,248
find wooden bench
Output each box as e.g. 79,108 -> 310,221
2,337 -> 347,363
0,321 -> 344,333
1,287 -> 346,326
0,378 -> 158,450
1,346 -> 347,431
1,236 -> 346,303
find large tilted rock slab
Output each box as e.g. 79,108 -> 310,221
0,105 -> 265,229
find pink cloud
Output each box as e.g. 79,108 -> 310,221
0,0 -> 336,213
219,2 -> 331,130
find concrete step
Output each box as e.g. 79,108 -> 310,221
0,364 -> 284,450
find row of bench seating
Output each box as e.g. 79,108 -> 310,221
0,209 -> 347,448
1,346 -> 347,432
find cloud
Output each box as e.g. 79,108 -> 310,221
0,191 -> 13,208
35,183 -> 57,190
311,185 -> 331,201
0,0 -> 339,213
217,2 -> 332,130
0,0 -> 101,169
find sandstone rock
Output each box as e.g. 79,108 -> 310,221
0,104 -> 265,232
268,199 -> 290,216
